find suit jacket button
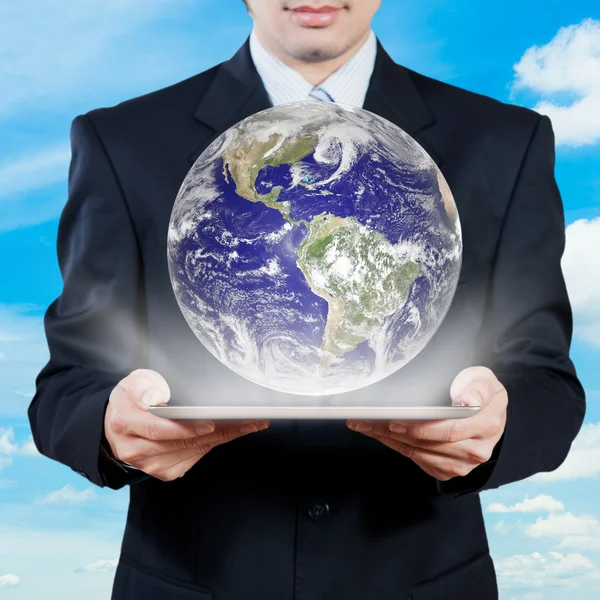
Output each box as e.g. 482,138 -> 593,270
307,501 -> 330,522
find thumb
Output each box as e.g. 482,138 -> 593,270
116,368 -> 171,410
450,366 -> 496,407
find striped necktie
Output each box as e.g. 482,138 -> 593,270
309,87 -> 334,102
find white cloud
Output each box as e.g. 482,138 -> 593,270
0,0 -> 233,232
562,218 -> 600,346
524,512 -> 600,552
512,18 -> 600,147
526,513 -> 597,538
486,494 -> 564,514
563,219 -> 600,313
0,524 -> 121,599
0,304 -> 49,419
577,323 -> 600,347
18,439 -> 37,455
39,484 -> 96,505
0,574 -> 20,589
75,559 -> 118,573
0,193 -> 71,234
508,593 -> 542,600
0,0 -> 201,119
528,422 -> 600,482
496,551 -> 600,589
0,427 -> 38,486
0,145 -> 70,199
0,428 -> 39,457
0,145 -> 72,231
0,455 -> 16,489
493,519 -> 509,534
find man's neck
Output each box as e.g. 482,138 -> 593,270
253,29 -> 371,87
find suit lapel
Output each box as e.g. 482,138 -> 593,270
188,37 -> 272,166
362,40 -> 442,168
187,36 -> 443,169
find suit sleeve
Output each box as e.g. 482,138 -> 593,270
28,113 -> 151,490
436,114 -> 586,498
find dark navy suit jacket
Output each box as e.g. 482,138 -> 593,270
29,37 -> 586,600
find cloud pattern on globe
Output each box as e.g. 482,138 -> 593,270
167,101 -> 462,395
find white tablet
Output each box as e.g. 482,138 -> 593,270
147,405 -> 481,420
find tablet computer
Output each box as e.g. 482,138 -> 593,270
147,405 -> 481,420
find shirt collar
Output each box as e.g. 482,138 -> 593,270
249,28 -> 377,108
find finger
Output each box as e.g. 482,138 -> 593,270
453,377 -> 494,407
389,393 -> 504,443
146,449 -> 207,482
113,369 -> 171,410
450,366 -> 503,408
349,418 -> 471,445
108,401 -> 216,442
135,444 -> 208,473
371,434 -> 477,480
113,425 -> 213,465
348,416 -> 478,444
117,420 -> 269,466
192,420 -> 271,448
374,435 -> 442,479
146,420 -> 270,454
161,452 -> 206,481
131,368 -> 171,399
357,424 -> 494,462
347,419 -> 441,450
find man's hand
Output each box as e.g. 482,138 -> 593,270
104,368 -> 269,482
346,366 -> 507,482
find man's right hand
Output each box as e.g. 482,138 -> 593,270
103,368 -> 269,482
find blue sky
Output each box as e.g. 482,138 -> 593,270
1,1 -> 599,598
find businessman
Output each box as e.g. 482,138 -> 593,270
29,1 -> 586,599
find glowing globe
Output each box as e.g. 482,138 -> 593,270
167,101 -> 462,395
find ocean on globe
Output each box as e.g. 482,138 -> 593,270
167,101 -> 462,396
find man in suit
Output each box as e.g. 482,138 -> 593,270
28,1 -> 586,598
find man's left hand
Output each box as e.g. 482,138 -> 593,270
346,366 -> 508,482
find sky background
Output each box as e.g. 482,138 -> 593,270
1,0 -> 599,598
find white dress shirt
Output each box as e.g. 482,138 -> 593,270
248,27 -> 377,108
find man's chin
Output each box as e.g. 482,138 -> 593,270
283,33 -> 346,62
292,48 -> 340,62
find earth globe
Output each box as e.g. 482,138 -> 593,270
167,101 -> 462,396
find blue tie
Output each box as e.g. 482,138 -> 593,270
309,87 -> 334,102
